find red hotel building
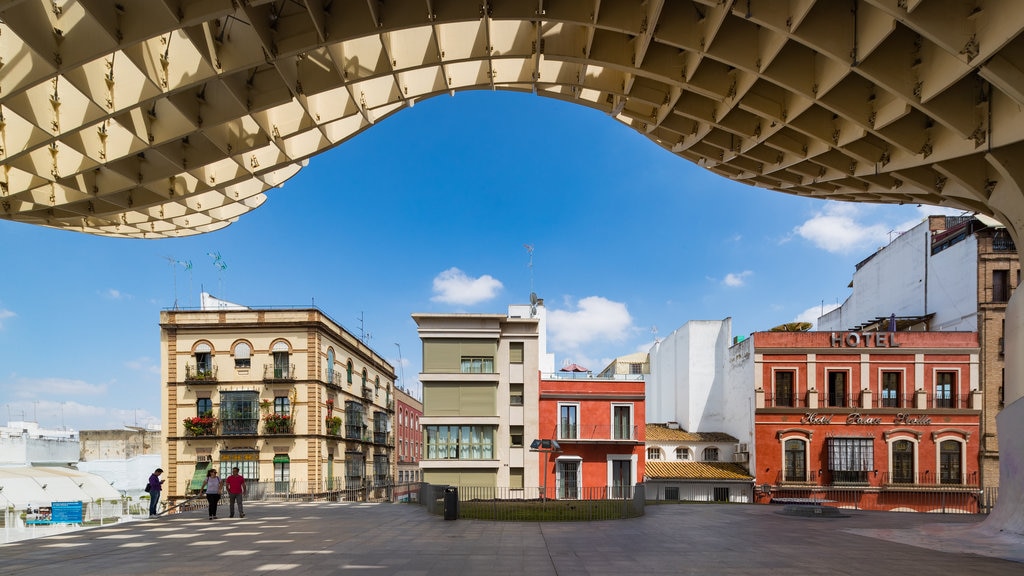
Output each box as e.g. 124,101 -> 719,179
752,330 -> 982,512
538,372 -> 645,499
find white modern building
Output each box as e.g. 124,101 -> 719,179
646,319 -> 753,451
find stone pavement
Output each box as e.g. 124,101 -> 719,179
0,501 -> 1020,575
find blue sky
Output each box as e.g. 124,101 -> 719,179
0,90 -> 960,432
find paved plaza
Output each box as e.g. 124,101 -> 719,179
0,502 -> 1020,575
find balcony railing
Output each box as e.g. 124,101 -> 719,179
182,416 -> 218,436
263,413 -> 293,434
929,393 -> 966,409
184,363 -> 218,382
554,425 -> 639,441
765,394 -> 807,408
345,425 -> 363,440
880,470 -> 979,487
263,363 -> 296,381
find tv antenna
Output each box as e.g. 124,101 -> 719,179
357,312 -> 372,343
207,252 -> 228,297
525,244 -> 536,316
163,256 -> 193,308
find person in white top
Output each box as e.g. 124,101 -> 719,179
200,469 -> 224,519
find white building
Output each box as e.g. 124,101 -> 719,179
0,421 -> 79,466
646,319 -> 753,451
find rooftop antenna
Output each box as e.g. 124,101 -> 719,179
207,252 -> 228,297
357,312 -> 371,343
651,325 -> 659,343
394,342 -> 405,392
524,244 -> 536,316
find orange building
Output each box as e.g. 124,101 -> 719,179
537,372 -> 645,499
751,331 -> 982,512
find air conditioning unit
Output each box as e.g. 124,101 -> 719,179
734,443 -> 748,453
732,452 -> 749,462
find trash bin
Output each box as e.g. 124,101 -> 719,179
443,487 -> 459,520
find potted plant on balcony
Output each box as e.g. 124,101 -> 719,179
264,413 -> 292,434
325,415 -> 342,435
183,413 -> 218,436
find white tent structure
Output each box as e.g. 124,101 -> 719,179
0,467 -> 122,510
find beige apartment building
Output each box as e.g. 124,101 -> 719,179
413,302 -> 549,489
160,296 -> 396,503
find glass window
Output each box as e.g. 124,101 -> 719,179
460,356 -> 494,373
774,371 -> 794,407
345,401 -> 364,440
675,447 -> 689,460
423,425 -> 495,460
197,398 -> 212,417
219,452 -> 258,480
510,425 -> 523,447
892,440 -> 914,483
940,440 -> 962,484
274,396 -> 290,416
613,405 -> 632,439
647,447 -> 662,460
559,404 -> 578,439
993,269 -> 1010,302
347,360 -> 353,384
828,437 -> 873,483
273,457 -> 290,492
882,372 -> 901,408
703,447 -> 719,462
784,439 -> 805,482
828,371 -> 847,407
327,349 -> 335,383
272,349 -> 290,379
936,372 -> 956,408
220,391 -> 259,435
234,342 -> 251,369
629,362 -> 643,374
510,383 -> 524,406
557,460 -> 580,499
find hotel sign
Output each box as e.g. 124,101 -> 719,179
800,412 -> 933,426
830,332 -> 900,348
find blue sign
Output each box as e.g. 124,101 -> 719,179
50,501 -> 83,524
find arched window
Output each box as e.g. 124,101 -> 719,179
702,447 -> 719,462
892,440 -> 915,483
362,369 -> 368,387
784,439 -> 806,482
233,342 -> 251,369
375,375 -> 381,395
675,447 -> 690,460
347,360 -> 353,384
940,440 -> 962,484
327,349 -> 335,384
271,341 -> 291,379
647,447 -> 662,460
194,342 -> 213,375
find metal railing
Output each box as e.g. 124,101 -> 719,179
418,484 -> 645,521
184,363 -> 218,382
764,394 -> 807,408
764,486 -> 982,514
263,363 -> 296,381
879,470 -> 979,487
552,425 -> 639,441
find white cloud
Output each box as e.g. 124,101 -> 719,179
103,289 -> 131,300
548,296 -> 634,350
6,376 -> 108,399
793,203 -> 892,254
793,303 -> 841,330
0,309 -> 14,329
430,267 -> 503,306
125,357 -> 161,375
723,271 -> 753,287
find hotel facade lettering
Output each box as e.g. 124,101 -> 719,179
829,332 -> 900,348
800,412 -> 933,426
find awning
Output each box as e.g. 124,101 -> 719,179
273,455 -> 290,464
188,462 -> 210,491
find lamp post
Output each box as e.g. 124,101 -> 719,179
530,439 -> 562,502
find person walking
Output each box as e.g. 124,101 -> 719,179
225,467 -> 247,518
200,468 -> 223,519
147,468 -> 164,517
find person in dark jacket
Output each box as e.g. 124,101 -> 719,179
147,468 -> 164,517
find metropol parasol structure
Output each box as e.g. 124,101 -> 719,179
0,0 -> 1022,530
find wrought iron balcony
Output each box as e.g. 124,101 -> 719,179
184,363 -> 218,382
221,418 -> 259,435
263,363 -> 296,381
554,425 -> 639,442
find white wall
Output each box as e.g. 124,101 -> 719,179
78,454 -> 163,498
817,219 -> 977,331
726,337 -> 756,472
647,319 -> 752,445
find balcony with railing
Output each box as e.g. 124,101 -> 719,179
263,413 -> 294,434
345,424 -> 363,440
182,415 -> 219,436
764,394 -> 807,408
184,363 -> 218,382
263,363 -> 296,381
880,471 -> 979,489
553,424 -> 640,443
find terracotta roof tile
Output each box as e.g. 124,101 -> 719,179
645,461 -> 753,481
645,424 -> 738,443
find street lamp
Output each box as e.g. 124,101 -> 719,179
530,439 -> 562,502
